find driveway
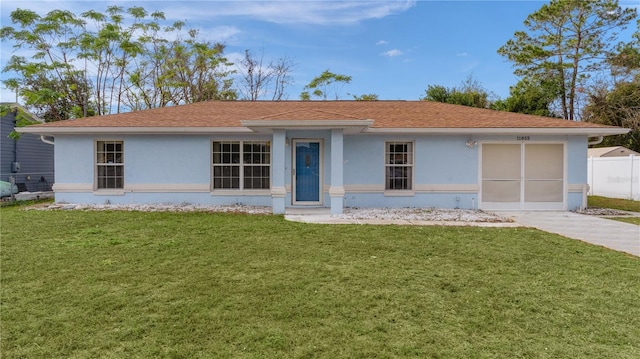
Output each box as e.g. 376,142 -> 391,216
496,211 -> 640,257
284,208 -> 639,257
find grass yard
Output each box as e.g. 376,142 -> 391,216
588,196 -> 640,212
607,216 -> 640,225
588,196 -> 640,225
1,207 -> 639,358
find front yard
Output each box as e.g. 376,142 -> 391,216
1,207 -> 639,358
587,196 -> 640,225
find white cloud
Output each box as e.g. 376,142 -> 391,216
1,1 -> 416,26
456,52 -> 471,57
163,1 -> 417,25
381,49 -> 403,57
376,40 -> 389,45
193,26 -> 242,44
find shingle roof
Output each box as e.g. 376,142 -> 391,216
18,100 -> 625,134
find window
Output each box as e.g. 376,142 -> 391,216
96,141 -> 124,189
212,141 -> 270,190
385,141 -> 413,190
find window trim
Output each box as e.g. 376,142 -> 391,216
384,140 -> 415,195
94,140 -> 124,192
211,140 -> 271,192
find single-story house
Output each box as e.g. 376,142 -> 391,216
1,103 -> 54,192
17,101 -> 628,214
588,146 -> 639,158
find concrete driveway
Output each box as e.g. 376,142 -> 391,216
285,208 -> 639,257
496,211 -> 640,257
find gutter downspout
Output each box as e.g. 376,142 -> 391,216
588,136 -> 604,146
13,119 -> 18,164
39,135 -> 54,145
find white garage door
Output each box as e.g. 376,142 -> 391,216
481,143 -> 564,210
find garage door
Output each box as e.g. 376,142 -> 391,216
481,143 -> 564,210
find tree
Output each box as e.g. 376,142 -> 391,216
236,49 -> 295,101
238,49 -> 270,101
421,74 -> 492,108
583,80 -> 640,151
1,6 -> 237,120
300,70 -> 352,100
583,21 -> 640,151
269,56 -> 295,101
77,6 -> 149,115
609,19 -> 640,81
490,78 -> 559,117
497,0 -> 636,120
1,9 -> 94,121
161,30 -> 237,104
351,93 -> 379,101
422,85 -> 450,103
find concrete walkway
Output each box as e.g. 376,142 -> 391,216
495,212 -> 640,257
284,209 -> 639,257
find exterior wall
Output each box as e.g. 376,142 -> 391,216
342,134 -> 479,209
53,134 -> 272,205
567,136 -> 589,210
0,117 -> 14,179
1,114 -> 54,191
52,132 -> 590,211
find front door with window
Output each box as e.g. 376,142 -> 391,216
293,140 -> 322,205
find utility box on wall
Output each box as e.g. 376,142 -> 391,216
11,162 -> 20,173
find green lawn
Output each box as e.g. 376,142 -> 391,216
588,196 -> 640,225
588,196 -> 640,212
2,208 -> 639,358
607,217 -> 640,225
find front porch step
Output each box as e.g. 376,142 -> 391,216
284,207 -> 331,215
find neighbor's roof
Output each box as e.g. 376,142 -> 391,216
1,102 -> 45,123
17,100 -> 629,136
588,146 -> 639,157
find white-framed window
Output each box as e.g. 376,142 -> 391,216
385,141 -> 413,190
96,140 -> 124,189
212,141 -> 271,190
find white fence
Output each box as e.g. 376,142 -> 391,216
588,155 -> 640,200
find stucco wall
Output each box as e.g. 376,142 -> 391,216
51,132 -> 589,210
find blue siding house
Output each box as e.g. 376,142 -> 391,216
17,101 -> 627,213
1,103 -> 54,192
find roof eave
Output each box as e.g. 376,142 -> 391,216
241,119 -> 375,134
16,126 -> 253,136
16,124 -> 629,138
364,127 -> 630,137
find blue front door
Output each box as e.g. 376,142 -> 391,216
294,140 -> 321,203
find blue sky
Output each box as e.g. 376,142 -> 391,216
1,0 -> 638,103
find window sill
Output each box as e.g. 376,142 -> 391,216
211,190 -> 271,196
93,189 -> 125,196
384,190 -> 415,197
